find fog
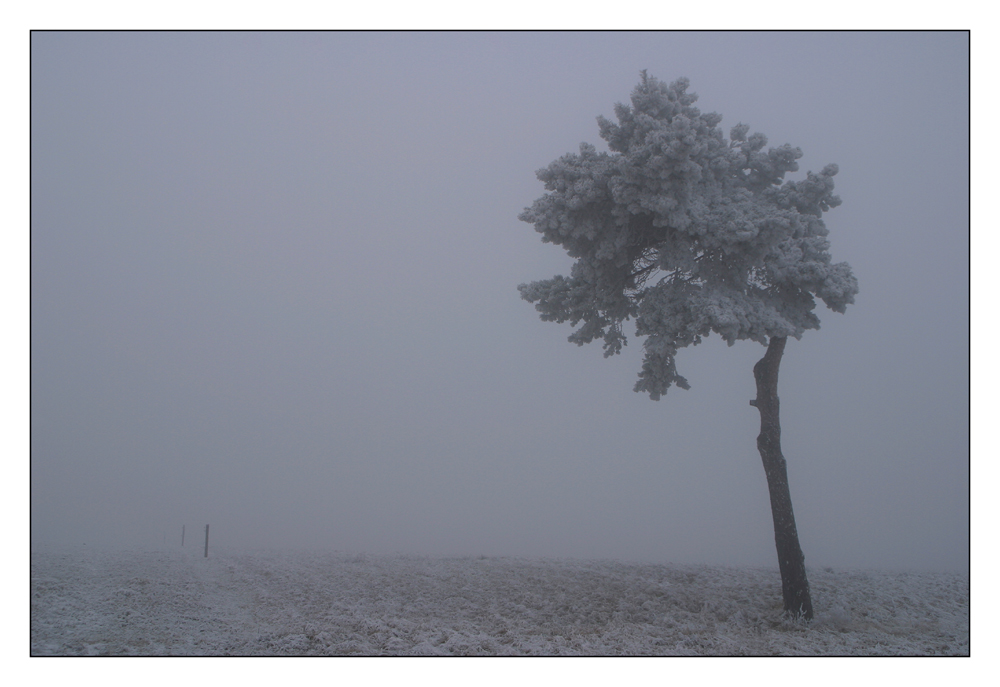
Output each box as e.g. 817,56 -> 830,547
31,32 -> 969,573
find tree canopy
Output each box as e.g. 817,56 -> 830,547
518,72 -> 858,399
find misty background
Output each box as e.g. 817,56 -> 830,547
31,32 -> 968,573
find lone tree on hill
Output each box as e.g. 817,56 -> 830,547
518,72 -> 858,619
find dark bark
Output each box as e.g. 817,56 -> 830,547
749,336 -> 814,619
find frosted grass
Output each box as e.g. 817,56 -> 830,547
31,548 -> 968,656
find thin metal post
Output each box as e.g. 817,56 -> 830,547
182,525 -> 185,547
204,524 -> 210,558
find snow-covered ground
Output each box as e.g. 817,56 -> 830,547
30,547 -> 968,656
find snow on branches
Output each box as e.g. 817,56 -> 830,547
518,73 -> 858,399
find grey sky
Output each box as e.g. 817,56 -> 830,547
31,31 -> 968,572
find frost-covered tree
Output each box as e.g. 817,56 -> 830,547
518,72 -> 858,619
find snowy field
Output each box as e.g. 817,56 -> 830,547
30,547 -> 968,656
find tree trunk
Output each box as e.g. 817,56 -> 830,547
749,336 -> 814,619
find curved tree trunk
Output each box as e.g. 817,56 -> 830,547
749,336 -> 814,619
